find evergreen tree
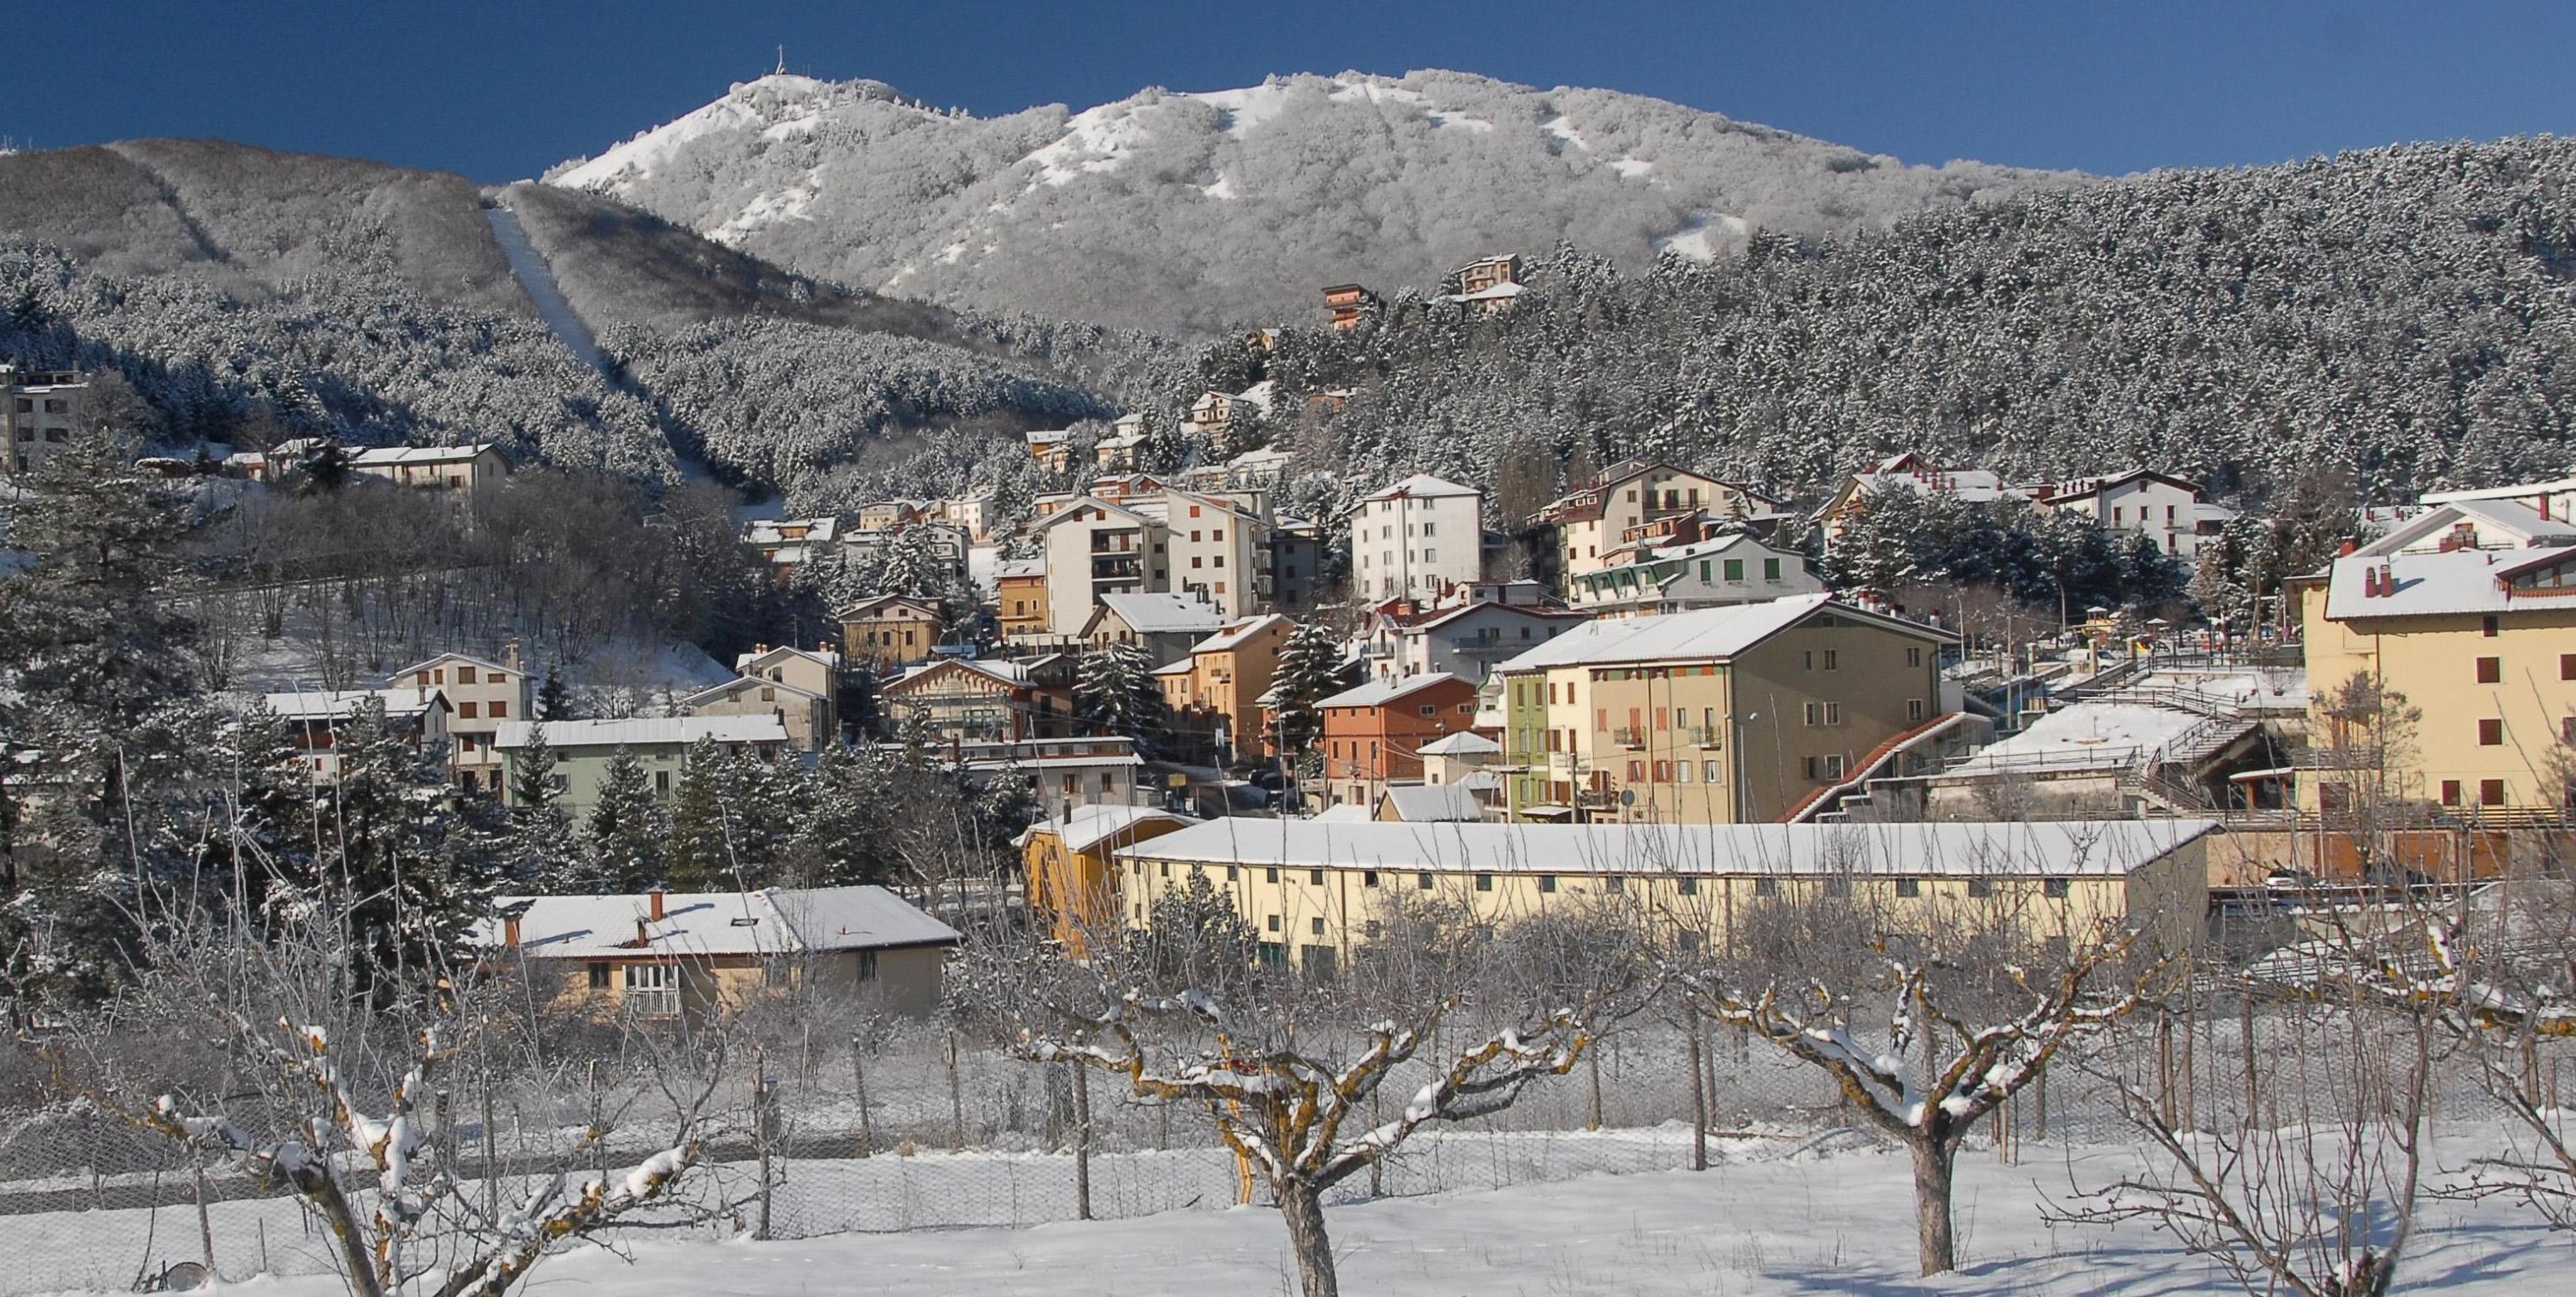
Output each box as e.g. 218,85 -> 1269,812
1074,641 -> 1164,750
1266,620 -> 1343,766
663,737 -> 729,890
536,665 -> 573,723
1125,869 -> 1263,997
785,744 -> 899,888
506,721 -> 560,812
582,748 -> 666,893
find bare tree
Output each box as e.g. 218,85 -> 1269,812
1673,894 -> 2163,1276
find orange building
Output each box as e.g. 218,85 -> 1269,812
1316,672 -> 1480,809
1158,614 -> 1292,763
996,559 -> 1050,642
1016,806 -> 1199,955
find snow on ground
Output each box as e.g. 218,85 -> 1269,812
554,74 -> 832,191
1948,702 -> 2205,775
1654,211 -> 1749,262
1543,114 -> 1591,152
1609,157 -> 1657,179
1187,83 -> 1296,136
28,1131 -> 2556,1297
1024,104 -> 1155,188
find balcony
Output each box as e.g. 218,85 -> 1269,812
1611,727 -> 1645,749
1679,726 -> 1720,747
1091,556 -> 1144,580
1548,753 -> 1580,774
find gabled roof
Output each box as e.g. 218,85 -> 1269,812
1193,613 -> 1290,655
389,651 -> 514,681
1377,783 -> 1484,822
2420,475 -> 2576,507
1031,494 -> 1159,532
1096,592 -> 1228,636
1494,595 -> 1949,673
2323,544 -> 2576,620
1115,818 -> 2222,879
736,645 -> 843,674
1351,473 -> 1481,509
1317,672 -> 1468,709
1013,805 -> 1199,854
351,443 -> 503,467
480,885 -> 957,958
996,558 -> 1045,580
681,675 -> 828,708
2026,467 -> 2204,502
1418,730 -> 1502,756
2356,498 -> 2576,558
263,687 -> 448,724
491,716 -> 788,750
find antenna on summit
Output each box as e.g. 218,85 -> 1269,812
775,45 -> 787,76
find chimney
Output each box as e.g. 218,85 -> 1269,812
503,915 -> 521,947
2362,567 -> 2381,598
648,889 -> 665,922
504,640 -> 524,671
2336,540 -> 2358,557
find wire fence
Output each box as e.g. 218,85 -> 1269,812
0,1005 -> 2559,1295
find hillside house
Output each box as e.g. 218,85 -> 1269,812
740,516 -> 842,579
2,364 -> 87,478
485,886 -> 959,1020
390,650 -> 528,792
350,443 -> 512,496
1317,672 -> 1481,810
1323,283 -> 1381,331
1157,613 -> 1292,762
1361,591 -> 1589,685
1347,474 -> 1484,599
1566,532 -> 1823,616
1081,591 -> 1229,666
995,559 -> 1050,641
1536,461 -> 1786,581
263,687 -> 452,783
2026,468 -> 2212,557
1441,254 -> 1525,313
879,656 -> 1075,744
1025,428 -> 1075,473
494,716 -> 789,814
681,675 -> 833,752
839,596 -> 944,672
1495,595 -> 1957,824
1812,452 -> 2026,551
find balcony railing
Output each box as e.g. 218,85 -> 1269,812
1611,727 -> 1645,749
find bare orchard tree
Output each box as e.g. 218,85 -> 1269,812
1671,878 -> 2165,1276
62,907 -> 735,1297
969,907 -> 1643,1297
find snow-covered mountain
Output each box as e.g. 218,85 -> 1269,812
547,69 -> 2085,334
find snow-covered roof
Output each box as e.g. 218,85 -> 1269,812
1354,473 -> 1481,505
681,675 -> 827,707
1192,613 -> 1289,655
388,651 -> 514,681
1117,818 -> 2220,879
481,886 -> 958,959
1418,730 -> 1502,756
1098,592 -> 1228,635
262,687 -> 446,723
741,516 -> 842,546
491,716 -> 789,750
1151,659 -> 1194,677
1494,595 -> 1947,673
996,558 -> 1044,580
736,645 -> 843,673
2420,475 -> 2576,507
1377,782 -> 1484,822
1441,281 -> 1526,304
2323,545 -> 2576,620
2356,499 -> 2576,557
1944,703 -> 2210,775
1318,672 -> 1466,709
1311,804 -> 1375,824
1013,805 -> 1199,854
351,443 -> 501,467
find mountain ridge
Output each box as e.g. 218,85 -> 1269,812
546,68 -> 2088,334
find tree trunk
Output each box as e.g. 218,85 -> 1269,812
1276,1179 -> 1340,1297
1686,1019 -> 1709,1171
1911,1136 -> 1957,1276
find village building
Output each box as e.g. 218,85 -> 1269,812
1494,594 -> 1956,824
961,735 -> 1147,816
1316,672 -> 1481,810
1025,428 -> 1075,473
2024,468 -> 2216,557
838,595 -> 944,672
878,655 -> 1076,744
1347,474 -> 1485,600
1565,532 -> 1823,617
1536,461 -> 1787,581
1270,515 -> 1326,610
2353,499 -> 2576,558
1373,782 -> 1485,823
484,886 -> 959,1020
1157,613 -> 1293,763
1080,591 -> 1230,666
1811,452 -> 2027,551
681,675 -> 833,752
349,443 -> 512,496
1015,806 -> 1199,955
390,650 -> 529,792
1114,818 -> 2215,974
1323,283 -> 1381,331
739,516 -> 842,579
994,559 -> 1052,643
1359,589 -> 1589,685
2420,474 -> 2576,525
263,687 -> 452,783
2,363 -> 88,478
2298,542 -> 2576,818
1438,253 -> 1525,313
493,716 -> 789,814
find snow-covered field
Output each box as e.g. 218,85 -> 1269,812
18,1127 -> 2567,1296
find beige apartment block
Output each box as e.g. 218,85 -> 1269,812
391,650 -> 530,792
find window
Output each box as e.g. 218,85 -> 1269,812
1310,869 -> 1324,886
1907,699 -> 1926,722
586,962 -> 611,989
458,701 -> 479,719
2484,616 -> 2501,638
1365,920 -> 1383,940
1475,873 -> 1494,892
1417,872 -> 1435,890
456,666 -> 478,685
1312,917 -> 1326,936
622,964 -> 680,1018
1805,703 -> 1821,726
1704,760 -> 1722,782
490,700 -> 507,718
1752,876 -> 1778,896
1538,874 -> 1557,894
490,672 -> 507,685
1907,646 -> 1924,668
1603,876 -> 1623,894
2564,717 -> 2576,745
1824,703 -> 1843,725
653,771 -> 670,794
2043,878 -> 2071,899
1722,558 -> 1745,582
1419,704 -> 1436,717
1652,760 -> 1671,782
1764,558 -> 1782,580
1266,914 -> 1281,931
2441,780 -> 2463,806
1894,877 -> 1922,898
1823,754 -> 1847,779
2482,779 -> 2509,807
1675,760 -> 1694,784
2477,657 -> 2502,684
1627,759 -> 1646,781
1364,871 -> 1380,888
1677,877 -> 1698,895
1227,866 -> 1239,881
1966,878 -> 1994,898
1265,867 -> 1280,883
2480,719 -> 2505,747
1821,650 -> 1838,670
2564,653 -> 2576,681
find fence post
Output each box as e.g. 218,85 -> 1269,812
1586,1047 -> 1603,1133
1685,1018 -> 1708,1172
2156,1010 -> 2177,1129
850,1036 -> 874,1157
2240,993 -> 2259,1126
946,1031 -> 967,1152
753,1044 -> 774,1240
193,1150 -> 217,1276
1073,1062 -> 1093,1222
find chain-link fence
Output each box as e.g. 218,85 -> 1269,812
1,1003 -> 2560,1295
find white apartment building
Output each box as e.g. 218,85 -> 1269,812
1565,532 -> 1823,616
390,650 -> 532,793
1033,489 -> 1272,636
2026,468 -> 2211,558
3,365 -> 88,478
1346,474 -> 1484,599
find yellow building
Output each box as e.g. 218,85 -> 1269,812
2299,544 -> 2576,817
1496,594 -> 1955,824
482,886 -> 961,1020
1113,818 -> 2216,974
1015,806 -> 1199,955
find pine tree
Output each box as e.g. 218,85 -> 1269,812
583,748 -> 666,893
507,722 -> 560,811
536,665 -> 573,722
663,737 -> 729,890
1266,620 -> 1342,765
1074,641 -> 1164,750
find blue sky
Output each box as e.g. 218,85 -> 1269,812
13,1 -> 2573,181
